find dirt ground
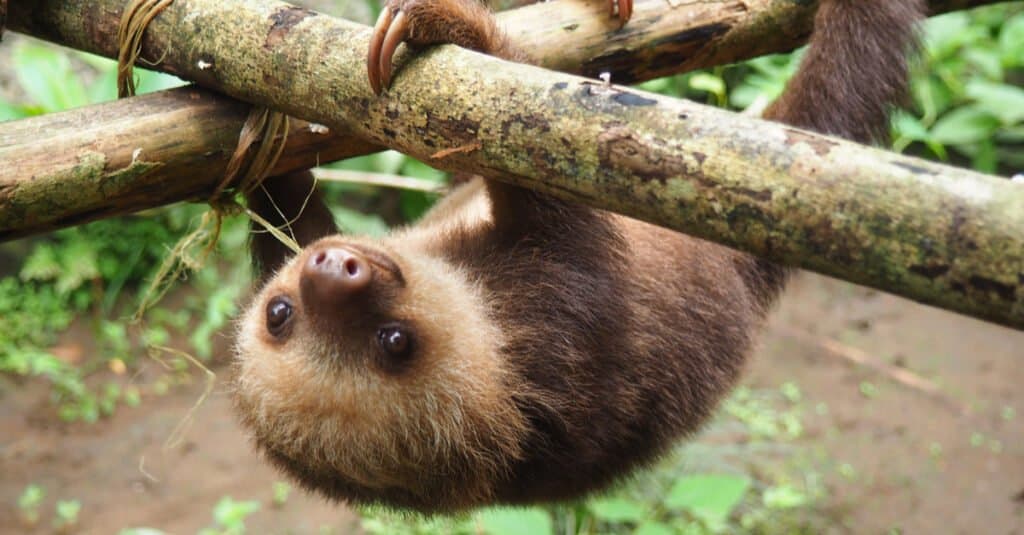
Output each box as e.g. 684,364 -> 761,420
1,272 -> 1022,534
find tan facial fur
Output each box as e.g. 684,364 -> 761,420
233,233 -> 528,508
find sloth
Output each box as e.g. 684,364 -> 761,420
232,0 -> 925,514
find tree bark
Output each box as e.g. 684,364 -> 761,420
3,0 -> 1023,331
0,87 -> 375,240
6,0 -> 1006,85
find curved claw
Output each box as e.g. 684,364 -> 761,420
368,8 -> 394,95
380,11 -> 409,92
367,7 -> 411,95
609,0 -> 632,26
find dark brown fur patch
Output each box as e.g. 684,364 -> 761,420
237,0 -> 924,513
765,0 -> 926,144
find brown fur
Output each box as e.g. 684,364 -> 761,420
232,0 -> 924,513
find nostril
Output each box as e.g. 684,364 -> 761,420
343,257 -> 361,277
314,251 -> 328,265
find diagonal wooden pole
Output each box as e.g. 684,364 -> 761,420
2,0 -> 1022,331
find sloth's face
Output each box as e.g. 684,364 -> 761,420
231,235 -> 527,511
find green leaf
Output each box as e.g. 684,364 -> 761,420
971,139 -> 998,173
911,77 -> 953,121
636,77 -> 672,94
212,497 -> 261,529
589,497 -> 646,523
929,107 -> 1000,145
634,521 -> 676,535
688,73 -> 725,99
924,12 -> 970,58
963,47 -> 1003,80
12,41 -> 90,112
762,485 -> 808,510
54,499 -> 81,523
965,80 -> 1024,124
400,191 -> 436,221
999,14 -> 1024,67
18,484 -> 45,509
401,158 -> 447,183
477,508 -> 553,535
20,244 -> 62,282
664,474 -> 751,530
331,206 -> 389,237
892,111 -> 931,143
0,101 -> 29,122
134,70 -> 187,95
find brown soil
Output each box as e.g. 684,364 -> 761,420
1,272 -> 1022,534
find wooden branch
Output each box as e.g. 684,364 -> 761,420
3,0 -> 1022,331
0,87 -> 375,240
1,0 -> 1006,239
506,0 -> 1006,83
0,0 -> 853,239
7,0 -> 1006,85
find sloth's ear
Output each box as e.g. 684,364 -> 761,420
246,170 -> 339,284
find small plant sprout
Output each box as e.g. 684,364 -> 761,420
780,382 -> 802,404
17,484 -> 45,526
199,496 -> 261,535
859,382 -> 879,399
53,499 -> 82,532
272,481 -> 291,507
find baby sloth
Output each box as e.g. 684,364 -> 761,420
233,0 -> 925,513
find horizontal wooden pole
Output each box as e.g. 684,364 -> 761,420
2,0 -> 1004,238
0,87 -> 374,240
3,0 -> 1022,331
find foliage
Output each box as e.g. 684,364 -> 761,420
198,496 -> 262,535
53,499 -> 82,531
17,484 -> 45,526
272,481 -> 292,507
639,3 -> 1024,175
15,484 -> 82,532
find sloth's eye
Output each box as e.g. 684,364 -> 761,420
377,324 -> 413,360
265,296 -> 294,337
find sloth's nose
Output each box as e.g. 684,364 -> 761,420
300,246 -> 372,308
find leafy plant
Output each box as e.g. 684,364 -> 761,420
893,7 -> 1024,172
17,484 -> 45,526
198,496 -> 262,535
272,481 -> 292,507
53,499 -> 82,532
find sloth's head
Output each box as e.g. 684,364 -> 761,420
232,235 -> 528,512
